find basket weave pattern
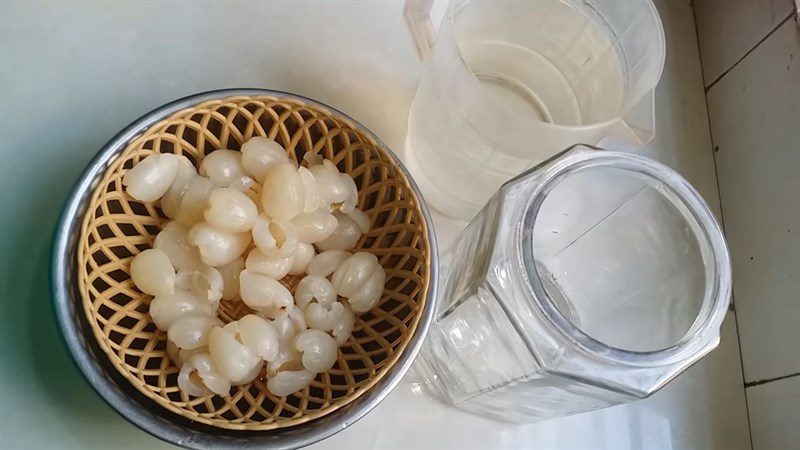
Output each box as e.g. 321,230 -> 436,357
77,95 -> 431,430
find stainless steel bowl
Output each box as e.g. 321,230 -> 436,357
51,88 -> 439,449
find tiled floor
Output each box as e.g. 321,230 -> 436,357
706,16 -> 800,384
693,0 -> 795,86
747,375 -> 800,450
694,1 -> 799,448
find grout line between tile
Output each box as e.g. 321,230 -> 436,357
744,372 -> 800,388
690,4 -> 754,449
705,11 -> 796,92
689,0 -> 711,87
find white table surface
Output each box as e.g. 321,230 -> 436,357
0,1 -> 751,448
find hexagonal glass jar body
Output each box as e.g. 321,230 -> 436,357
412,145 -> 731,423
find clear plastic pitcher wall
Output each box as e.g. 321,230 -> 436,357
403,0 -> 666,219
410,146 -> 731,423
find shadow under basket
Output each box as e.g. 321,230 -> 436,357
75,92 -> 434,431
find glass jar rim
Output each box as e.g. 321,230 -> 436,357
517,147 -> 731,367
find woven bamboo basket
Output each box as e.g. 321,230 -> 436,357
76,93 -> 433,431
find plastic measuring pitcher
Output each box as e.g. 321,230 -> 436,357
403,0 -> 666,219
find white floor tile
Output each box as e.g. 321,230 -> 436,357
693,0 -> 794,86
706,19 -> 800,382
747,376 -> 800,450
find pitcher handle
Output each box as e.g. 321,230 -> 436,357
597,89 -> 658,152
403,0 -> 436,60
620,89 -> 657,145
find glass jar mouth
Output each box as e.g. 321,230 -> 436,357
517,147 -> 731,367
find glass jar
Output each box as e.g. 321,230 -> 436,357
411,145 -> 731,422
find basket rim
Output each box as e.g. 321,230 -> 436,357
77,96 -> 416,430
51,88 -> 439,449
76,92 -> 427,431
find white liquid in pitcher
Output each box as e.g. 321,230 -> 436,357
405,2 -> 625,219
